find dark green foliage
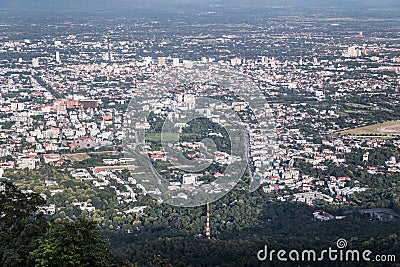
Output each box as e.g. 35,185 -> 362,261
0,180 -> 48,267
107,201 -> 400,266
30,218 -> 116,267
0,181 -> 118,267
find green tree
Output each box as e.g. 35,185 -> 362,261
0,180 -> 48,267
31,218 -> 116,267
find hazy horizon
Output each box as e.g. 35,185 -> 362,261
1,0 -> 400,11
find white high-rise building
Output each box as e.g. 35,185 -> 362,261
348,46 -> 358,57
347,46 -> 365,57
230,57 -> 242,66
144,57 -> 153,65
55,51 -> 61,63
32,58 -> 39,67
184,94 -> 196,110
172,58 -> 180,67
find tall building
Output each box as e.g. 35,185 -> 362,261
158,57 -> 166,66
172,58 -> 180,67
55,51 -> 61,63
32,58 -> 39,67
348,46 -> 359,57
230,57 -> 242,66
183,94 -> 196,110
143,57 -> 153,65
261,56 -> 269,64
107,38 -> 112,62
347,46 -> 366,57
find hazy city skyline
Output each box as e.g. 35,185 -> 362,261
1,0 -> 400,10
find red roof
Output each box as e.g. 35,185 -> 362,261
43,154 -> 61,159
151,154 -> 165,159
94,165 -> 136,172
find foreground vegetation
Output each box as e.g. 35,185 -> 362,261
0,180 -> 118,267
2,179 -> 400,266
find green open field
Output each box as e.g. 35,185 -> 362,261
64,153 -> 91,162
340,120 -> 400,136
145,133 -> 202,142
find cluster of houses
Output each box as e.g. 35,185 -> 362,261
1,27 -> 399,214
